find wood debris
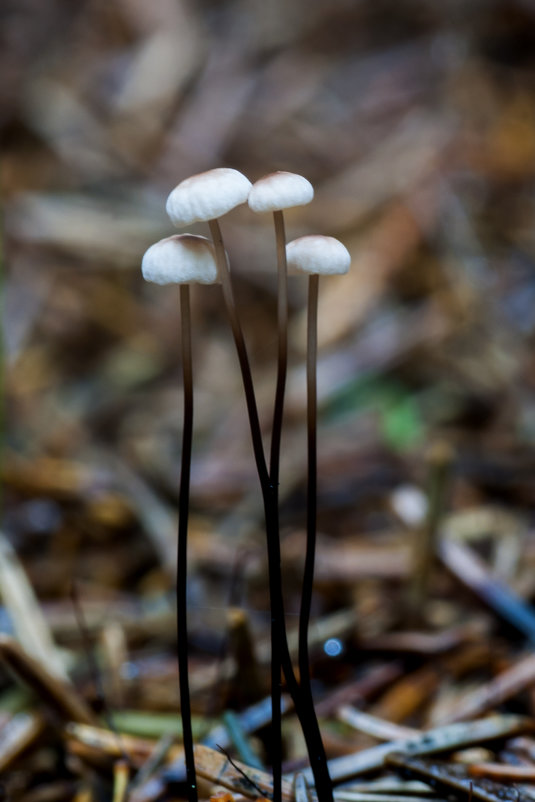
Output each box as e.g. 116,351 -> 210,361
4,0 -> 535,799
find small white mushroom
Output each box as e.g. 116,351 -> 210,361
247,173 -> 314,490
141,234 -> 220,285
286,235 -> 351,276
290,231 -> 351,802
141,229 -> 222,802
166,167 -> 252,227
164,169 -> 253,373
247,171 -> 313,213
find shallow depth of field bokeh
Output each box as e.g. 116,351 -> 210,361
4,0 -> 535,796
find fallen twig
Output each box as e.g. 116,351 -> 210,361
303,715 -> 534,783
0,636 -> 98,726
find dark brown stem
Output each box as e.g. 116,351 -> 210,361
299,274 -> 333,802
209,219 -> 332,801
208,222 -> 269,487
301,275 -> 318,663
178,283 -> 197,802
208,218 -> 283,802
269,210 -> 288,486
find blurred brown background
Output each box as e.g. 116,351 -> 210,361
4,0 -> 535,685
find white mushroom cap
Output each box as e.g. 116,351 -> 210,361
286,235 -> 351,276
248,171 -> 314,213
141,235 -> 220,285
166,168 -> 252,227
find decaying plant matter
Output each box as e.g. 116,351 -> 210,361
5,4 -> 535,800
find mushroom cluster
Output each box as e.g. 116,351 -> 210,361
141,168 -> 350,802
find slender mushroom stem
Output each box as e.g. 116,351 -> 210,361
208,220 -> 271,491
269,209 -> 288,487
301,275 -> 318,662
270,218 -> 333,802
299,274 -> 333,802
208,218 -> 283,802
209,219 -> 333,801
177,284 -> 197,802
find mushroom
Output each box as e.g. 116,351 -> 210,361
142,234 -> 220,285
248,173 -> 339,802
248,170 -> 313,214
166,167 -> 252,227
165,172 -> 261,489
166,168 -> 290,802
286,235 -> 351,277
165,171 -> 254,368
248,172 -> 314,487
141,233 -> 221,802
286,235 -> 351,802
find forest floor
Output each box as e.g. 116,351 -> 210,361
4,1 -> 535,800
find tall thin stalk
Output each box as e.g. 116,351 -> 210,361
268,214 -> 333,802
301,275 -> 318,671
298,274 -> 333,802
177,284 -> 197,802
269,210 -> 288,487
209,219 -> 333,802
209,219 -> 283,802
